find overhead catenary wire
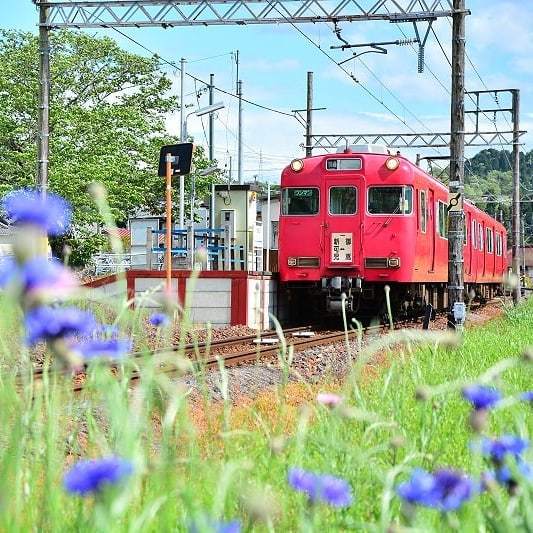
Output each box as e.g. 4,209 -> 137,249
264,1 -> 447,159
104,25 -> 298,121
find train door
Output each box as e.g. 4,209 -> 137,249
428,189 -> 436,272
467,211 -> 473,276
324,179 -> 361,269
481,221 -> 486,277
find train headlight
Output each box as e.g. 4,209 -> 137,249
290,159 -> 304,172
385,157 -> 400,171
388,257 -> 401,268
287,257 -> 297,266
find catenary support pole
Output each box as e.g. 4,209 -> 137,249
237,80 -> 243,184
305,71 -> 313,157
447,0 -> 467,329
209,73 -> 215,161
38,3 -> 50,197
511,89 -> 521,304
179,58 -> 186,230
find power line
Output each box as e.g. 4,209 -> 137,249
265,1 -> 445,158
105,26 -> 299,120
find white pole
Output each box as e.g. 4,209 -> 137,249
266,183 -> 271,273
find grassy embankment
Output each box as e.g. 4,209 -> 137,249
0,293 -> 531,531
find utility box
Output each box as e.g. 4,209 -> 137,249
214,184 -> 261,271
220,209 -> 236,239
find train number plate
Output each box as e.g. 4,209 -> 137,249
331,233 -> 353,263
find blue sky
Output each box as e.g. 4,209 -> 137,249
1,1 -> 532,182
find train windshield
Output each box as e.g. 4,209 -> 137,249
282,188 -> 319,215
368,186 -> 413,215
329,186 -> 357,214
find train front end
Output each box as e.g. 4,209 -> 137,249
279,147 -> 415,314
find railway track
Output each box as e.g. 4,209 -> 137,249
25,298 -> 502,393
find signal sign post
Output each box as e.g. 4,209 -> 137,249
158,143 -> 194,292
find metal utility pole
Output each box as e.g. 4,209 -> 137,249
179,57 -> 186,230
209,73 -> 215,161
37,3 -> 50,196
305,71 -> 313,157
237,80 -> 243,184
511,89 -> 521,303
447,0 -> 467,329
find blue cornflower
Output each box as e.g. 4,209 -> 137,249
189,520 -> 241,533
480,435 -> 529,463
2,189 -> 72,236
73,338 -> 132,360
483,460 -> 533,494
521,391 -> 533,403
462,385 -> 501,411
319,475 -> 354,507
397,468 -> 477,512
63,456 -> 133,496
288,467 -> 352,507
25,306 -> 97,345
396,468 -> 436,507
149,312 -> 170,327
20,257 -> 77,296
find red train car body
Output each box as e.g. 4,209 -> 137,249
279,146 -> 507,315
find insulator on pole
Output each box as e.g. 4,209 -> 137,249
418,44 -> 425,73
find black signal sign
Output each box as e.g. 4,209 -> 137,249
158,143 -> 194,177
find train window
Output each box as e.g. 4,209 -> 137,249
368,186 -> 413,215
329,186 -> 357,215
326,158 -> 362,171
496,233 -> 502,256
437,201 -> 448,238
486,228 -> 494,254
478,223 -> 484,251
419,190 -> 427,233
281,188 -> 319,216
472,220 -> 477,249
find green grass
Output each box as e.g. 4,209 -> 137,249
0,295 -> 532,532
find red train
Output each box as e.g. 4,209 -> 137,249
279,145 -> 507,317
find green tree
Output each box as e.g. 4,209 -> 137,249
0,30 -> 217,266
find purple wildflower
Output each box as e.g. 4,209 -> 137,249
149,312 -> 170,327
2,189 -> 72,236
462,385 -> 501,411
72,338 -> 132,360
189,520 -> 241,533
480,435 -> 529,463
288,468 -> 319,502
288,467 -> 352,507
483,460 -> 532,494
397,468 -> 477,512
20,257 -> 77,296
25,306 -> 97,345
63,456 -> 133,496
521,391 -> 533,403
319,475 -> 353,507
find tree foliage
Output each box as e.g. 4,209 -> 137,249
0,30 -> 219,265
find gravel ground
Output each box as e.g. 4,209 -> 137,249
180,300 -> 506,403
